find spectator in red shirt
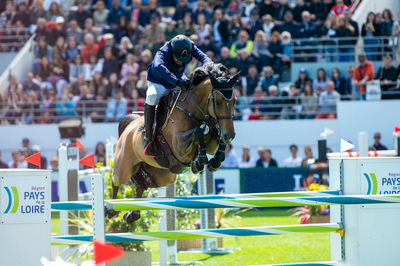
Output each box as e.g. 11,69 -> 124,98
331,0 -> 348,16
353,53 -> 374,98
330,0 -> 348,16
81,33 -> 99,63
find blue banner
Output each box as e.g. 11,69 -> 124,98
240,168 -> 309,193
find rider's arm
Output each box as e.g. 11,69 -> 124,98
192,43 -> 212,64
152,51 -> 180,86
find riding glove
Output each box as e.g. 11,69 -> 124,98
176,79 -> 190,90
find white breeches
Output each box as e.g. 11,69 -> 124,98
145,81 -> 170,105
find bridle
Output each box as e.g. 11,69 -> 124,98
173,79 -> 235,136
208,89 -> 235,121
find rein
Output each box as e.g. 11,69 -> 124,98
176,92 -> 220,135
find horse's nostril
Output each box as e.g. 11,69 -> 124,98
223,133 -> 234,143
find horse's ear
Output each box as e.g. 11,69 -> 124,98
209,73 -> 219,88
228,71 -> 241,87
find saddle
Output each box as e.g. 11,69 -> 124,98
139,90 -> 187,173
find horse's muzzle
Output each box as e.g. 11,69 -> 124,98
222,132 -> 235,144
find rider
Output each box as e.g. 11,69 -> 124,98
144,34 -> 212,157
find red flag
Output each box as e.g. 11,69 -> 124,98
94,240 -> 124,265
79,154 -> 95,172
75,139 -> 84,149
25,152 -> 41,168
394,126 -> 400,133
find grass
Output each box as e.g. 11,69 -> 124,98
52,209 -> 331,265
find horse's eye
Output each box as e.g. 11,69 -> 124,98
216,100 -> 221,106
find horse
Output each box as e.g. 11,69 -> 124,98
108,63 -> 239,223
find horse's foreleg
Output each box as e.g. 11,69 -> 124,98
191,127 -> 208,173
207,141 -> 226,172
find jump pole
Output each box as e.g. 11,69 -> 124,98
92,173 -> 106,266
58,143 -> 79,260
52,223 -> 341,243
105,137 -> 117,167
158,185 -> 177,266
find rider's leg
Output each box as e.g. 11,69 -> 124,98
144,104 -> 156,156
144,82 -> 168,156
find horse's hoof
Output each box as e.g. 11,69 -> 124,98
207,165 -> 216,172
207,158 -> 221,172
215,152 -> 225,162
124,211 -> 141,223
105,206 -> 119,218
198,155 -> 208,165
191,161 -> 204,174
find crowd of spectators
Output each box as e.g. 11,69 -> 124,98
0,0 -> 399,124
220,130 -> 389,171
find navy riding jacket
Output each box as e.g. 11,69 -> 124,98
147,40 -> 212,90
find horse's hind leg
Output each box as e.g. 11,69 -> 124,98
123,177 -> 145,223
106,183 -> 120,218
123,165 -> 158,223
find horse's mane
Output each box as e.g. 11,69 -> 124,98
191,62 -> 229,87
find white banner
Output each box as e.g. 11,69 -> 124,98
0,170 -> 50,224
213,169 -> 240,194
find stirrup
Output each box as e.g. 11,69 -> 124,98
144,140 -> 155,157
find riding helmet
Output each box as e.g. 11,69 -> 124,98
171,35 -> 192,63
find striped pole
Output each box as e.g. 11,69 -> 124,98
266,262 -> 337,266
114,190 -> 340,201
51,190 -> 338,211
52,194 -> 400,211
52,201 -> 92,211
107,194 -> 400,211
52,223 -> 340,244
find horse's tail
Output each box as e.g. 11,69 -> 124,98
118,113 -> 141,137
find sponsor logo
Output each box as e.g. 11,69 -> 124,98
3,186 -> 19,214
181,49 -> 189,57
363,172 -> 400,195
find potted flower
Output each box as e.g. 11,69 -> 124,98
291,183 -> 330,224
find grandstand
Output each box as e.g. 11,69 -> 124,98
0,0 -> 399,165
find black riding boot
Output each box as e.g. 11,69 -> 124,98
144,104 -> 156,157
